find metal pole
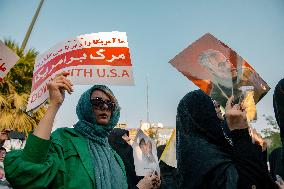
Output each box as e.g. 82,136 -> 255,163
146,76 -> 149,124
21,0 -> 45,51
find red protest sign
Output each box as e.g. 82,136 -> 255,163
27,31 -> 134,111
0,41 -> 20,82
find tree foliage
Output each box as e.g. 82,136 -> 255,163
261,115 -> 281,156
0,39 -> 45,135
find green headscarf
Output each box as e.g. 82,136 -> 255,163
74,85 -> 128,189
74,85 -> 120,143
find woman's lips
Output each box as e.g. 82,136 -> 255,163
99,113 -> 108,119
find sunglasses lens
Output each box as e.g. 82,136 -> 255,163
90,98 -> 115,111
106,101 -> 115,111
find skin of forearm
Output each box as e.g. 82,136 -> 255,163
33,104 -> 60,140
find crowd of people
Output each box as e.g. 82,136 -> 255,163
0,72 -> 283,189
0,128 -> 26,188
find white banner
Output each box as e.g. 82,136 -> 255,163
27,31 -> 134,111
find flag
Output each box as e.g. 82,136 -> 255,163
160,128 -> 177,168
0,40 -> 20,82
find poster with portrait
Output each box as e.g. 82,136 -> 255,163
132,129 -> 160,176
169,33 -> 270,121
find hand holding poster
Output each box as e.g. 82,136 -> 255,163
27,31 -> 134,111
170,33 -> 270,121
0,41 -> 20,82
132,129 -> 160,176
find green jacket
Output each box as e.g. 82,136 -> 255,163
4,128 -> 127,189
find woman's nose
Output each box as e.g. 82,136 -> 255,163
101,103 -> 108,110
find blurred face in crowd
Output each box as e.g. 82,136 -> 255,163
90,90 -> 115,125
0,129 -> 10,141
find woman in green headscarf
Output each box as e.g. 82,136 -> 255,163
4,72 -> 128,189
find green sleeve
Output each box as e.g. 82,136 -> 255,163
4,134 -> 65,189
21,134 -> 51,163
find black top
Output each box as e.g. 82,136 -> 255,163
273,78 -> 284,139
269,78 -> 284,181
269,147 -> 284,181
157,145 -> 177,189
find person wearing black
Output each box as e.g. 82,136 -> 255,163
270,147 -> 284,181
157,145 -> 177,189
176,89 -> 277,189
269,78 -> 284,184
108,128 -> 161,189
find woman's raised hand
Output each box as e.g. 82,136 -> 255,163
47,72 -> 73,107
225,96 -> 249,131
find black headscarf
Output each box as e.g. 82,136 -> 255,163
270,78 -> 284,180
108,128 -> 131,159
273,78 -> 284,141
108,128 -> 140,189
157,145 -> 177,189
176,89 -> 238,189
176,89 -> 230,147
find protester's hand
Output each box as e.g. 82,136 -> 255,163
276,179 -> 284,189
136,173 -> 155,189
151,173 -> 161,189
225,96 -> 248,131
249,127 -> 267,152
47,72 -> 73,107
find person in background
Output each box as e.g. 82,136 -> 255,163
269,78 -> 284,187
157,145 -> 177,189
108,128 -> 161,189
0,147 -> 6,164
2,131 -> 26,152
4,72 -> 128,189
0,166 -> 12,189
0,129 -> 10,148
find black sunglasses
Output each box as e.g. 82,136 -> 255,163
90,97 -> 116,111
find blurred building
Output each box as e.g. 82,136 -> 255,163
128,128 -> 138,141
115,122 -> 174,146
115,123 -> 127,129
128,122 -> 174,146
